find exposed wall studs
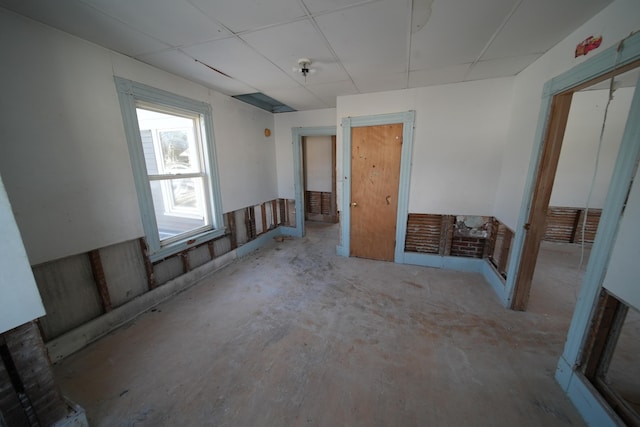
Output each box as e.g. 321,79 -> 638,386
139,237 -> 157,290
88,249 -> 112,312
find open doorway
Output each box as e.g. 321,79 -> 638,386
509,62 -> 640,311
526,69 -> 637,322
291,127 -> 337,238
302,135 -> 337,224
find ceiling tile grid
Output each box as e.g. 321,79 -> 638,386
0,0 -> 615,111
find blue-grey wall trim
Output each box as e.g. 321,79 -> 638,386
482,262 -> 508,304
505,31 -> 640,425
291,126 -> 337,238
114,76 -> 225,261
402,252 -> 484,273
339,111 -> 415,261
236,227 -> 281,258
555,358 -> 624,427
503,93 -> 553,307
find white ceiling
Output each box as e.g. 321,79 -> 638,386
1,0 -> 614,110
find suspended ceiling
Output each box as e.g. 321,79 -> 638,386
0,0 -> 614,110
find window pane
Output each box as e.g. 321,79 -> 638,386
136,107 -> 201,174
150,178 -> 208,242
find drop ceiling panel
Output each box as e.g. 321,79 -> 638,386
410,0 -> 515,70
302,0 -> 376,14
466,54 -> 540,81
315,0 -> 410,76
0,0 -> 169,56
264,87 -> 326,110
83,0 -> 230,47
482,0 -> 613,60
409,63 -> 471,88
138,49 -> 256,95
241,19 -> 350,84
352,72 -> 409,93
183,38 -> 298,90
187,0 -> 305,33
305,80 -> 359,107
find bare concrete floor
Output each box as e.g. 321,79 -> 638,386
54,223 -> 587,426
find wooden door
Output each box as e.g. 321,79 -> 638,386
350,123 -> 403,261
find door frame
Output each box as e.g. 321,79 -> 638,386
500,31 -> 640,425
505,34 -> 640,311
291,126 -> 337,237
337,111 -> 415,262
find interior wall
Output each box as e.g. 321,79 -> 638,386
0,173 -> 45,334
550,87 -> 634,208
336,77 -> 514,215
0,9 -> 277,265
274,108 -> 336,200
493,0 -> 640,229
304,135 -> 333,192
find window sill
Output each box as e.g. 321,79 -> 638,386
149,228 -> 226,263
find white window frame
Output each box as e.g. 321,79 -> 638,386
115,77 -> 224,261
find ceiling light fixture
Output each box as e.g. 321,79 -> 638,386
293,58 -> 316,82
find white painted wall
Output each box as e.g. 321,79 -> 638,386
304,136 -> 333,192
274,108 -> 336,199
0,10 -> 276,265
493,0 -> 640,228
602,164 -> 640,310
337,77 -> 514,215
550,87 -> 634,208
0,173 -> 45,334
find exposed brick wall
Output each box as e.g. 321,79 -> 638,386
405,214 -> 443,254
450,236 -> 485,258
406,214 -> 488,258
0,322 -> 69,425
544,206 -> 601,244
305,191 -> 333,216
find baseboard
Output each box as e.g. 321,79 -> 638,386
482,261 -> 508,305
402,252 -> 485,273
47,249 -> 237,362
555,357 -> 624,426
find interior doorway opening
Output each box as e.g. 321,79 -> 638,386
510,63 -> 640,312
291,126 -> 337,238
302,135 -> 337,224
525,68 -> 637,324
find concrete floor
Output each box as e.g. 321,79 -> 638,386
54,222 -> 588,426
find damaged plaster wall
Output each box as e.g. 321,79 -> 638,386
0,9 -> 277,265
492,0 -> 640,229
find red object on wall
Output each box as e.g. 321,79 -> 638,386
575,35 -> 602,57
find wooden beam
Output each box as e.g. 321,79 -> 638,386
180,252 -> 190,274
88,249 -> 112,312
227,212 -> 237,250
331,135 -> 337,219
139,238 -> 157,290
271,200 -> 278,229
499,227 -> 514,276
512,92 -> 573,311
261,202 -> 267,235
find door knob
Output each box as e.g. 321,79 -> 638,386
351,202 -> 358,207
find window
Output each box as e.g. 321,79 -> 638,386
115,77 -> 224,261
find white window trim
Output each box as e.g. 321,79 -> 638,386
115,77 -> 225,261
